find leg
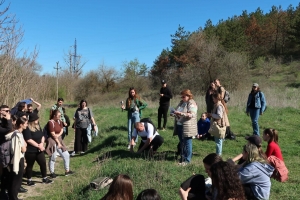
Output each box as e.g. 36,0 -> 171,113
249,108 -> 260,136
24,152 -> 36,179
35,151 -> 47,178
74,128 -> 83,153
57,148 -> 70,172
157,106 -> 162,129
8,158 -> 24,200
81,128 -> 89,152
49,146 -> 57,173
132,113 -> 140,143
177,125 -> 184,162
162,105 -> 169,129
127,117 -> 132,143
150,135 -> 164,152
184,137 -> 193,163
214,137 -> 223,156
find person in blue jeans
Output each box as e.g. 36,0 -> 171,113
122,87 -> 147,149
246,83 -> 266,136
173,89 -> 198,165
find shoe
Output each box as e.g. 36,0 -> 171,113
50,173 -> 57,178
27,180 -> 36,186
65,170 -> 75,176
192,136 -> 196,139
70,151 -> 76,156
42,177 -> 53,184
178,162 -> 188,166
18,186 -> 28,193
80,151 -> 85,154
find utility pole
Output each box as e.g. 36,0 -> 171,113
54,61 -> 61,100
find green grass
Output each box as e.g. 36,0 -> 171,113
26,106 -> 300,199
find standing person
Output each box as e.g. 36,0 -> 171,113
207,93 -> 230,156
239,143 -> 274,200
121,87 -> 147,149
62,107 -> 71,140
26,98 -> 41,114
45,110 -> 74,178
100,174 -> 133,200
7,117 -> 27,200
263,128 -> 283,160
205,81 -> 216,113
246,83 -> 267,136
74,100 -> 96,154
173,89 -> 198,165
50,98 -> 67,136
23,113 -> 53,186
157,80 -> 172,131
214,79 -> 225,100
15,102 -> 28,118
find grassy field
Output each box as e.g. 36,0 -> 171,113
23,103 -> 300,200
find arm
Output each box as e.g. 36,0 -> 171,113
26,139 -> 44,151
238,166 -> 254,184
163,87 -> 173,99
265,143 -> 272,158
179,187 -> 191,200
30,98 -> 41,111
137,137 -> 152,154
246,94 -> 251,113
138,99 -> 147,110
48,121 -> 62,147
260,92 -> 266,114
211,105 -> 223,119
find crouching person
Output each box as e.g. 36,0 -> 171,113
130,122 -> 164,155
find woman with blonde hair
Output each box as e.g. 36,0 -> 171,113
23,113 -> 52,186
207,93 -> 229,155
173,89 -> 198,165
239,143 -> 274,200
101,174 -> 133,200
121,87 -> 147,149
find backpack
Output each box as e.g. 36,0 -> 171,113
139,118 -> 157,140
0,131 -> 17,168
43,120 -> 55,140
268,155 -> 289,182
223,90 -> 230,103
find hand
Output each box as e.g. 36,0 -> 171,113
179,187 -> 191,200
64,122 -> 67,126
57,143 -> 62,149
160,94 -> 164,97
30,98 -> 34,101
121,105 -> 125,109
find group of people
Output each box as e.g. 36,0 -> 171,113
0,98 -> 97,200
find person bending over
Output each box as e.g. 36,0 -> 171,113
130,122 -> 164,155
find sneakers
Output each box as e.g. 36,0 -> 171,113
70,151 -> 76,156
65,170 -> 75,176
27,180 -> 36,186
42,177 -> 53,184
50,173 -> 57,178
178,162 -> 188,166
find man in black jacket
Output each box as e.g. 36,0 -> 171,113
158,80 -> 173,131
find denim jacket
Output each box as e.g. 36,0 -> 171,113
246,91 -> 266,114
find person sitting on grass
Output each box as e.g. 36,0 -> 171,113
179,153 -> 223,200
263,128 -> 283,161
136,189 -> 161,200
100,174 -> 133,200
239,143 -> 274,200
196,113 -> 210,140
130,122 -> 164,156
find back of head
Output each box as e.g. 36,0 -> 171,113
243,143 -> 267,165
136,189 -> 161,200
263,128 -> 278,144
101,174 -> 133,200
203,153 -> 223,166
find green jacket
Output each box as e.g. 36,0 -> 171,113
124,97 -> 147,119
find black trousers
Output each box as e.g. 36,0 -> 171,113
74,128 -> 88,153
158,105 -> 169,129
138,135 -> 164,152
25,151 -> 47,179
181,174 -> 206,200
8,157 -> 24,200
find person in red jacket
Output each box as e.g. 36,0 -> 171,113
262,128 -> 283,161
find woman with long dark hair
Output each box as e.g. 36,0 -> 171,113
121,87 -> 147,149
23,113 -> 52,186
74,99 -> 96,154
246,83 -> 266,136
101,174 -> 133,200
205,81 -> 216,113
7,117 -> 27,200
45,110 -> 74,178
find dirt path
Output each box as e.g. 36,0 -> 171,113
18,138 -> 75,200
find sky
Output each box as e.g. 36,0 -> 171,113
7,0 -> 300,75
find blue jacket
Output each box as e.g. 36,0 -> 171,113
246,91 -> 266,113
197,118 -> 210,135
239,161 -> 274,200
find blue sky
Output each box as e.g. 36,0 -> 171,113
8,0 -> 299,75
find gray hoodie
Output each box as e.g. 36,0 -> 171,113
239,161 -> 274,200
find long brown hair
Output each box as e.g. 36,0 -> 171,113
127,87 -> 140,107
28,121 -> 41,132
212,93 -> 228,114
101,174 -> 133,200
210,161 -> 246,200
263,128 -> 279,144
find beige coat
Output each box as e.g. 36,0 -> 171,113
212,102 -> 230,127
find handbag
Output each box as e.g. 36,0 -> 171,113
208,121 -> 226,139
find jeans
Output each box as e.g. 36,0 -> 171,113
214,137 -> 223,155
49,144 -> 70,173
249,108 -> 261,136
128,112 -> 140,143
177,125 -> 193,163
